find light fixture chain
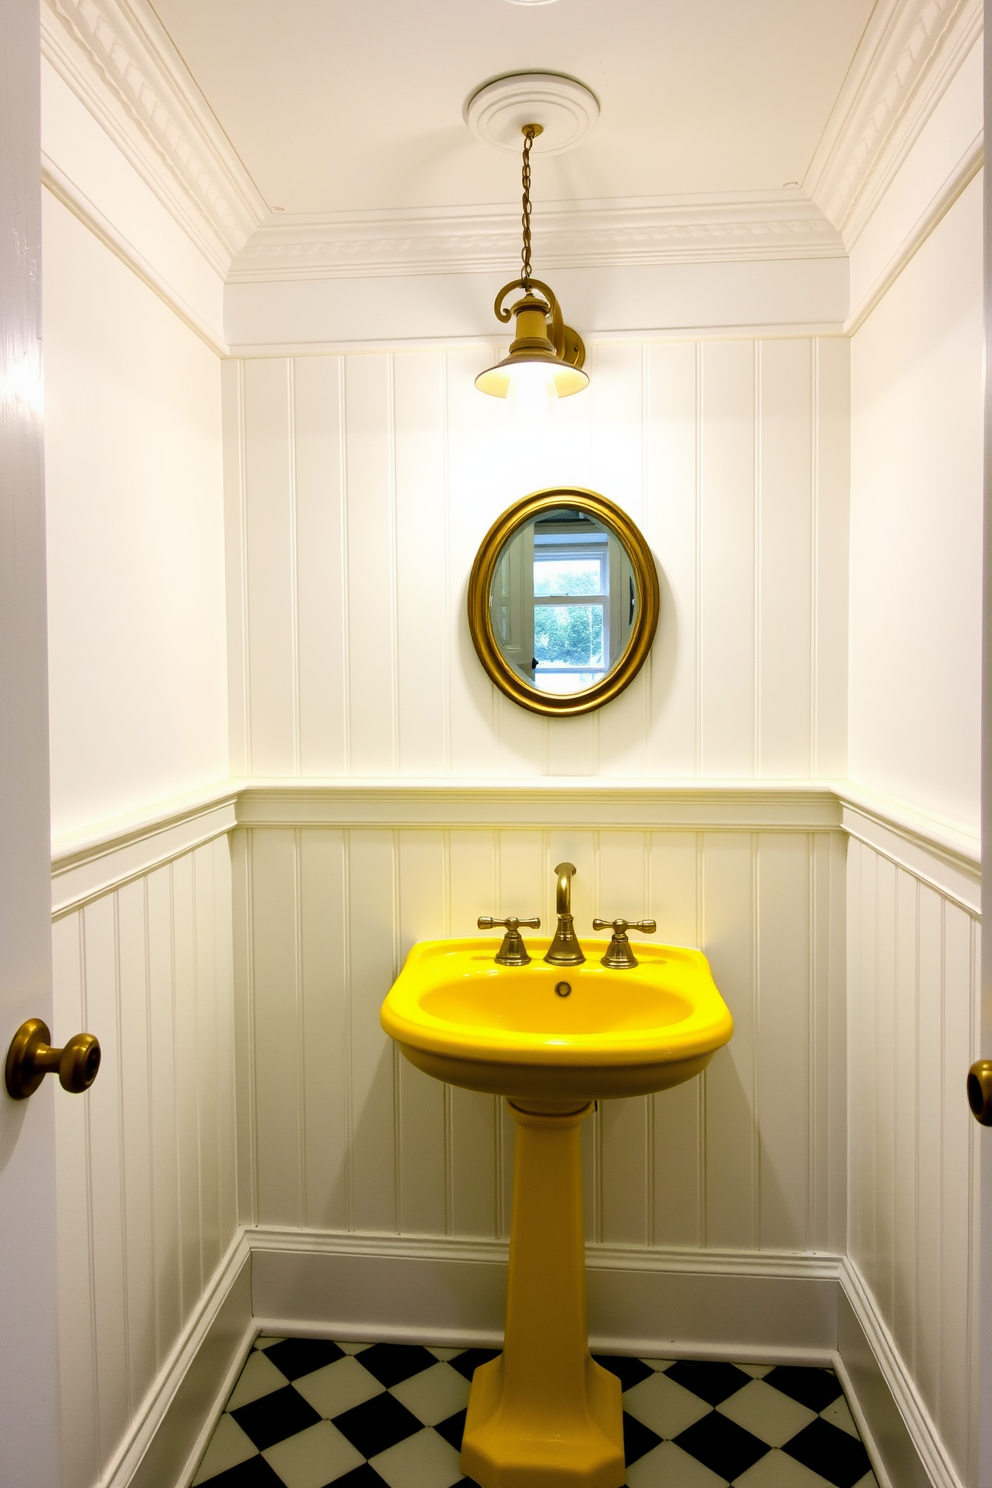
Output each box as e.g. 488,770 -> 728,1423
521,125 -> 535,286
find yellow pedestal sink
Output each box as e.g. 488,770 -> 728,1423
380,935 -> 733,1488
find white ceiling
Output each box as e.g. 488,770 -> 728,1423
149,0 -> 876,217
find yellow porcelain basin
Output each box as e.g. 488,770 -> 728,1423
380,936 -> 733,1102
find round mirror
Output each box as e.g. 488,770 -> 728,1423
468,487 -> 660,716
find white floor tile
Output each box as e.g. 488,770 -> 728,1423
293,1355 -> 385,1418
226,1352 -> 290,1411
192,1415 -> 258,1485
626,1440 -> 726,1488
262,1420 -> 364,1488
640,1359 -> 677,1372
718,1380 -> 817,1447
255,1335 -> 286,1351
623,1371 -> 712,1438
736,1365 -> 774,1379
336,1341 -> 373,1354
390,1362 -> 471,1425
427,1347 -> 463,1361
370,1427 -> 464,1488
820,1396 -> 859,1439
734,1447 -> 834,1488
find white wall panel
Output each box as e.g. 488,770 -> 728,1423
43,193 -> 229,840
849,174 -> 984,834
228,336 -> 849,784
52,837 -> 237,1488
847,838 -> 980,1486
241,824 -> 846,1264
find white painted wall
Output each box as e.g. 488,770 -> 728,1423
224,336 -> 850,782
849,172 -> 984,834
43,191 -> 229,841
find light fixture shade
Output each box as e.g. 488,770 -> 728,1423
475,353 -> 588,399
476,286 -> 588,399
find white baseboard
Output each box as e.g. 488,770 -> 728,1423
106,1233 -> 253,1488
840,1258 -> 963,1488
102,1229 -> 958,1488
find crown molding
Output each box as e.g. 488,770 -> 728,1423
805,0 -> 982,246
40,0 -> 266,275
227,192 -> 845,283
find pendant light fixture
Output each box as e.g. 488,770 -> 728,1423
475,124 -> 589,413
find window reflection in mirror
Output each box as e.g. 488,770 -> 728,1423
491,507 -> 638,696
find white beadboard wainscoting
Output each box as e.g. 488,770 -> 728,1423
51,821 -> 249,1488
844,826 -> 981,1488
46,780 -> 981,1488
221,335 -> 849,783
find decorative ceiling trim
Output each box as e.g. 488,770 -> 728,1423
228,193 -> 845,283
805,0 -> 982,245
41,0 -> 266,274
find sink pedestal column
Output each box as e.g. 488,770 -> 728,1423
461,1098 -> 624,1488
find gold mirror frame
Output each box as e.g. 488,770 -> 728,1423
467,486 -> 660,717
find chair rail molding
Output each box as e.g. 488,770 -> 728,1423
805,0 -> 982,246
41,0 -> 265,275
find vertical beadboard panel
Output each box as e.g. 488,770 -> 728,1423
700,833 -> 757,1248
52,839 -> 237,1487
234,336 -> 846,783
756,341 -> 812,776
299,828 -> 350,1231
346,357 -> 398,774
847,840 -> 979,1486
294,356 -> 348,775
643,342 -> 699,776
242,357 -> 296,774
394,355 -> 449,775
699,341 -> 756,775
812,339 -> 850,776
346,830 -> 399,1231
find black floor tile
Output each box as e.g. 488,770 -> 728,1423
355,1343 -> 439,1387
783,1417 -> 873,1488
592,1354 -> 655,1392
231,1386 -> 322,1451
449,1349 -> 500,1383
622,1410 -> 663,1466
196,1455 -> 284,1486
261,1337 -> 346,1381
675,1411 -> 769,1479
332,1391 -> 425,1458
435,1409 -> 467,1450
765,1366 -> 843,1414
326,1465 -> 392,1488
666,1359 -> 753,1407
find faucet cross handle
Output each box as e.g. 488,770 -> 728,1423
478,916 -> 541,967
592,917 -> 657,970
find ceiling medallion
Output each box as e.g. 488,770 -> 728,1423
465,72 -> 600,156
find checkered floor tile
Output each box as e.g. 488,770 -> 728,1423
192,1338 -> 879,1488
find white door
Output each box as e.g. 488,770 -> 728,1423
0,3 -> 62,1482
979,12 -> 992,1486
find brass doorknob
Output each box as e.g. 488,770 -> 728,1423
5,1018 -> 101,1100
967,1060 -> 992,1126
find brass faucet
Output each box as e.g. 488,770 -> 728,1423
544,862 -> 585,966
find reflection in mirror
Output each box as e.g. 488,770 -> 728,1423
491,508 -> 638,696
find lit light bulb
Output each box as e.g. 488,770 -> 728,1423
505,361 -> 559,427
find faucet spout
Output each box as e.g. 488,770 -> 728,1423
545,862 -> 585,967
555,862 -> 576,916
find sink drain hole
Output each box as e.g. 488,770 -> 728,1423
554,981 -> 572,998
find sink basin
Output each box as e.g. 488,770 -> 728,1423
380,933 -> 733,1488
380,935 -> 733,1103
